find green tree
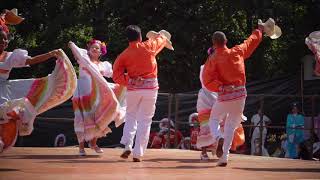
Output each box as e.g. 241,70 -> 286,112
1,0 -> 319,92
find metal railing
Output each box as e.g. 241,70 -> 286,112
171,93 -> 320,159
26,92 -> 320,159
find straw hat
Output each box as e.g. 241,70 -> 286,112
188,112 -> 198,126
54,133 -> 66,147
146,30 -> 174,50
258,18 -> 282,39
159,118 -> 174,129
308,31 -> 320,41
5,8 -> 24,25
241,114 -> 247,122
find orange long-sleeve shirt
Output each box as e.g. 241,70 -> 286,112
112,36 -> 166,86
202,29 -> 263,92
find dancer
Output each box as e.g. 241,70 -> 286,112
202,18 -> 280,166
196,64 -> 219,160
196,61 -> 245,161
113,25 -> 174,162
305,31 -> 320,76
69,40 -> 126,156
0,10 -> 77,153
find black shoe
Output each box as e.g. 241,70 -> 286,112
133,157 -> 141,162
216,138 -> 224,158
217,162 -> 227,167
120,150 -> 131,159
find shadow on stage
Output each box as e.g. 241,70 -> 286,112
0,154 -> 100,160
233,167 -> 320,173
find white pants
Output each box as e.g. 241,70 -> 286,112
209,97 -> 246,159
120,89 -> 158,158
251,128 -> 269,156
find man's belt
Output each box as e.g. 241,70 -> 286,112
128,77 -> 158,90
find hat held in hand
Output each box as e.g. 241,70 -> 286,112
5,8 -> 24,25
308,31 -> 320,41
258,18 -> 282,39
146,30 -> 174,50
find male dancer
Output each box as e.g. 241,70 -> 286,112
202,22 -> 265,166
197,63 -> 246,160
113,25 -> 173,162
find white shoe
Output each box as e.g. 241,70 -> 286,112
0,140 -> 4,153
92,146 -> 104,153
217,155 -> 228,167
79,149 -> 86,156
200,153 -> 209,161
211,149 -> 216,158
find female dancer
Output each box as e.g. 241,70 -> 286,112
69,40 -> 125,156
0,16 -> 77,152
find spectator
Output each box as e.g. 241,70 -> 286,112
148,118 -> 183,149
250,108 -> 271,156
54,134 -> 66,147
286,103 -> 304,159
280,134 -> 288,158
313,142 -> 320,160
314,110 -> 320,140
189,113 -> 200,150
299,132 -> 319,160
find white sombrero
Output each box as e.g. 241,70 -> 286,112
188,112 -> 198,126
54,133 -> 66,147
159,118 -> 174,129
146,30 -> 174,50
4,8 -> 24,25
258,18 -> 282,39
309,31 -> 320,41
241,114 -> 247,122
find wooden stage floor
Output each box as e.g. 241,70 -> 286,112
0,147 -> 320,180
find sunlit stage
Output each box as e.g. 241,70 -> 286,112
0,147 -> 320,180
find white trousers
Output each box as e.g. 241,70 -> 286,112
120,89 -> 158,158
209,97 -> 246,159
251,128 -> 269,156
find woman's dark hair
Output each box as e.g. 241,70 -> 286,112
126,25 -> 141,42
291,102 -> 300,110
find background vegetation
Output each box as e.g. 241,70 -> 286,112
2,0 -> 320,92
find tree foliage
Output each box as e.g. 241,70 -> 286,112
1,0 -> 320,92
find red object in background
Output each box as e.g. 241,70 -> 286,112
1,119 -> 18,151
0,17 -> 9,33
149,131 -> 163,148
230,125 -> 244,151
189,112 -> 200,150
149,129 -> 183,148
190,126 -> 199,150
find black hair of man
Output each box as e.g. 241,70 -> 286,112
126,25 -> 141,42
212,31 -> 227,47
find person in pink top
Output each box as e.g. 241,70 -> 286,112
113,25 -> 174,162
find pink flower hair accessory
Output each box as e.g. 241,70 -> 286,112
87,39 -> 107,56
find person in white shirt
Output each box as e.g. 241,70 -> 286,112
250,108 -> 271,156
